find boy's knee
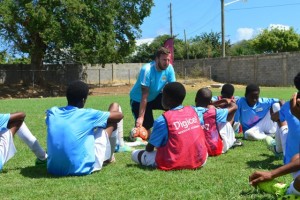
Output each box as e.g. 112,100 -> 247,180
108,102 -> 120,112
272,103 -> 280,113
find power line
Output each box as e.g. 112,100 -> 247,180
228,2 -> 300,11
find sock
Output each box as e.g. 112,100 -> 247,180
109,136 -> 117,160
286,181 -> 300,196
16,122 -> 47,160
113,105 -> 124,147
274,125 -> 288,155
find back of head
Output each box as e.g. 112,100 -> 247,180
66,80 -> 89,107
195,88 -> 212,107
155,47 -> 170,59
163,82 -> 186,107
294,72 -> 300,91
221,83 -> 234,98
245,84 -> 260,96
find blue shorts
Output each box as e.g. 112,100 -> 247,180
130,93 -> 165,130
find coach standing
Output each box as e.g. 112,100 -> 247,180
130,47 -> 176,136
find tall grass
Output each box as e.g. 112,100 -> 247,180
0,86 -> 296,199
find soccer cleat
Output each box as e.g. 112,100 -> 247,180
257,180 -> 289,196
115,144 -> 134,152
35,158 -> 47,166
265,136 -> 283,158
232,139 -> 243,147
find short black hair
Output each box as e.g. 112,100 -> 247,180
66,80 -> 89,105
294,72 -> 300,91
221,83 -> 234,98
163,82 -> 186,105
245,84 -> 260,96
195,88 -> 212,106
155,47 -> 170,58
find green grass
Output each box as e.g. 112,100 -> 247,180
0,86 -> 297,199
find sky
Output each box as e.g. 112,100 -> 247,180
138,0 -> 300,44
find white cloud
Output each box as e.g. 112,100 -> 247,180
236,28 -> 255,41
136,38 -> 154,46
268,24 -> 290,31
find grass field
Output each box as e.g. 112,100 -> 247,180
0,86 -> 297,199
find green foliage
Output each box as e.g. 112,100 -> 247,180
126,34 -> 186,62
229,40 -> 258,56
0,86 -> 296,199
188,31 -> 229,58
0,0 -> 154,69
252,27 -> 300,53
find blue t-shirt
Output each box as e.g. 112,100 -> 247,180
149,106 -> 228,147
46,106 -> 109,176
234,97 -> 279,132
0,113 -> 9,171
0,113 -> 10,133
129,61 -> 176,102
279,101 -> 300,165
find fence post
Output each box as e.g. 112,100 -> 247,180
98,68 -> 101,87
32,70 -> 35,88
128,69 -> 130,85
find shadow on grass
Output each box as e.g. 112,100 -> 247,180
19,165 -> 68,179
20,165 -> 51,178
126,163 -> 156,171
246,153 -> 283,170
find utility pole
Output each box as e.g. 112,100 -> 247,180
221,0 -> 247,58
169,2 -> 173,37
221,0 -> 225,57
184,29 -> 189,59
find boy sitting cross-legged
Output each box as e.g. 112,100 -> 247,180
131,82 -> 208,170
195,87 -> 242,157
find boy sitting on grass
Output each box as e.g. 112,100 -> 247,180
195,87 -> 242,156
131,82 -> 208,170
234,84 -> 288,141
46,80 -> 123,176
0,112 -> 47,171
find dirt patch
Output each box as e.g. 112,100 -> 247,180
0,78 -> 245,99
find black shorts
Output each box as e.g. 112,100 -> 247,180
130,93 -> 165,130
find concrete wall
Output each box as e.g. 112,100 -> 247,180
0,51 -> 299,86
173,52 -> 300,86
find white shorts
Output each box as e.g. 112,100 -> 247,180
131,149 -> 157,168
0,130 -> 17,170
244,109 -> 279,140
93,128 -> 112,172
218,122 -> 236,153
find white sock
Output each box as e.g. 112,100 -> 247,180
278,125 -> 288,155
115,105 -> 124,147
109,136 -> 117,160
16,122 -> 47,160
286,181 -> 300,195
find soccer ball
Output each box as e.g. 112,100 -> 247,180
130,126 -> 148,141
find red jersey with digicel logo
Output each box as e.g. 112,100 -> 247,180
156,106 -> 208,170
202,108 -> 223,156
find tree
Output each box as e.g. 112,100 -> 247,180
229,40 -> 257,56
251,27 -> 300,53
0,0 -> 153,83
188,31 -> 229,58
126,34 -> 185,63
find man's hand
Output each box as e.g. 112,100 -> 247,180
136,116 -> 144,128
249,171 -> 273,187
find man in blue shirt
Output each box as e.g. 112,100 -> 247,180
46,80 -> 123,176
130,47 -> 176,135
